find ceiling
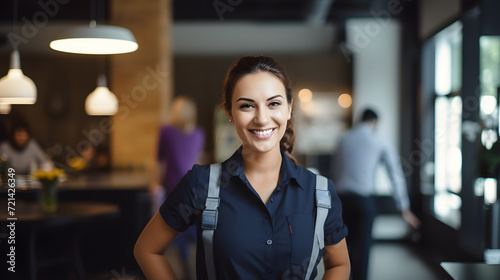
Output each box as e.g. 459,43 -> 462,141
174,0 -> 389,22
0,0 -> 389,23
0,0 -> 394,55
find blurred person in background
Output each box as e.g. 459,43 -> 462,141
80,144 -> 110,172
150,95 -> 206,206
0,119 -> 50,175
332,108 -> 420,280
135,56 -> 350,279
149,95 -> 205,279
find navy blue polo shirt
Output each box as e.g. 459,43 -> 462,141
160,147 -> 348,279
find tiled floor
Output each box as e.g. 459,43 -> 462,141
315,214 -> 443,280
368,215 -> 442,279
368,241 -> 442,280
314,241 -> 442,280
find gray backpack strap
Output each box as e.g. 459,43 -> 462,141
305,174 -> 331,280
201,163 -> 222,280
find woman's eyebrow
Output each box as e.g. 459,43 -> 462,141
236,95 -> 284,103
236,97 -> 255,103
267,95 -> 284,101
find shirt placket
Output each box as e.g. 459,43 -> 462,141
263,185 -> 284,279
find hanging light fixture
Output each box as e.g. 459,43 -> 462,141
0,0 -> 37,104
50,21 -> 138,55
50,0 -> 137,55
85,75 -> 118,116
0,103 -> 12,115
0,51 -> 37,104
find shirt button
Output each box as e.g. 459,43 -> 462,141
270,198 -> 274,203
264,214 -> 269,219
266,269 -> 272,274
266,239 -> 272,245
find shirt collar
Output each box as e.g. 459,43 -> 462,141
359,122 -> 375,133
222,146 -> 304,190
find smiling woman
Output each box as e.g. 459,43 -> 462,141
231,72 -> 291,157
134,56 -> 350,280
222,56 -> 297,164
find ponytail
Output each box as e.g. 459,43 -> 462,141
280,118 -> 299,165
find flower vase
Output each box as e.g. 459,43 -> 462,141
41,180 -> 58,213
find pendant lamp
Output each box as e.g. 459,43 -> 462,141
0,103 -> 12,114
0,0 -> 37,105
85,75 -> 118,116
50,19 -> 138,55
0,50 -> 37,104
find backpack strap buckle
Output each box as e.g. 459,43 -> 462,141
201,197 -> 220,230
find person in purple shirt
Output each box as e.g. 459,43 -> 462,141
149,95 -> 205,279
150,96 -> 205,200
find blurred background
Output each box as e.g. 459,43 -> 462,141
0,0 -> 499,279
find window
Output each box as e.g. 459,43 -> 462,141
433,22 -> 463,229
476,36 -> 500,206
479,36 -> 500,148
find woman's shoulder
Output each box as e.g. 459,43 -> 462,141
294,164 -> 314,178
169,164 -> 212,199
190,163 -> 211,172
182,163 -> 212,185
291,163 -> 335,191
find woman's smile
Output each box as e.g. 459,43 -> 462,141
250,128 -> 276,139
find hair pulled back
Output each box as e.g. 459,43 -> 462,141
222,56 -> 297,164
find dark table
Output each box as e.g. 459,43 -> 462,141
11,172 -> 150,191
440,262 -> 500,280
1,200 -> 119,280
1,172 -> 152,276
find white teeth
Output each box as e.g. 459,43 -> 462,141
252,129 -> 273,136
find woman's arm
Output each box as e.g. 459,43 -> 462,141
134,211 -> 180,280
322,238 -> 350,280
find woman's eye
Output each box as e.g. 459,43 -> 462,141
269,101 -> 281,107
240,103 -> 254,109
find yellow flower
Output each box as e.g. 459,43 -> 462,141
34,168 -> 65,181
68,157 -> 86,171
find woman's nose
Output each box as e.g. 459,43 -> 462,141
254,108 -> 270,125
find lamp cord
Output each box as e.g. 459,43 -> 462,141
90,0 -> 97,27
13,0 -> 18,51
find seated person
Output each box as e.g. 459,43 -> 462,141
0,121 -> 49,175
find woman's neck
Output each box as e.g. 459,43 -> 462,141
241,146 -> 282,176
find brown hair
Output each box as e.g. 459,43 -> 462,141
222,56 -> 298,164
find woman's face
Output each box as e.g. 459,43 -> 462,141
231,71 -> 292,155
13,128 -> 29,148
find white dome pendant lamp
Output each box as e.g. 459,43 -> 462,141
50,0 -> 137,55
85,75 -> 118,116
0,50 -> 37,104
0,0 -> 37,105
50,20 -> 138,55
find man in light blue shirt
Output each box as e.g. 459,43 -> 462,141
333,109 -> 420,280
